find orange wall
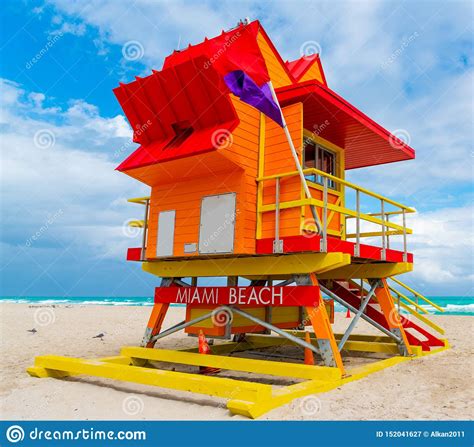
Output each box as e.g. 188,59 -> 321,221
260,104 -> 344,240
145,96 -> 260,258
300,62 -> 325,84
261,103 -> 304,239
257,31 -> 292,88
224,98 -> 261,253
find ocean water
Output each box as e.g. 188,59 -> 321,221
0,296 -> 472,316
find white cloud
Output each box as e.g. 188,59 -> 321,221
399,205 -> 474,295
410,206 -> 473,280
0,80 -> 147,273
47,0 -> 240,64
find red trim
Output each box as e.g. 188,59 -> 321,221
128,236 -> 413,264
256,235 -> 413,263
114,55 -> 239,172
285,54 -> 327,86
316,54 -> 328,86
126,247 -> 142,261
276,80 -> 415,169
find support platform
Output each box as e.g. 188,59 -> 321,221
27,334 -> 449,419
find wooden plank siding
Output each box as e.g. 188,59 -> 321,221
256,31 -> 292,88
145,96 -> 260,258
300,63 -> 325,84
261,103 -> 304,239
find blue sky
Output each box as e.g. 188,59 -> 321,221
0,0 -> 472,297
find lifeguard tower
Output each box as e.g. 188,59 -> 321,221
28,20 -> 448,418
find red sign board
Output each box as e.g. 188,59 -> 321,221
154,286 -> 320,307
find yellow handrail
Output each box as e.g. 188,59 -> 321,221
128,220 -> 145,228
389,286 -> 428,314
257,168 -> 416,212
390,277 -> 445,312
127,196 -> 150,205
398,300 -> 445,334
308,198 -> 412,234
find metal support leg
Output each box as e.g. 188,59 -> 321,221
295,274 -> 344,372
142,277 -> 173,347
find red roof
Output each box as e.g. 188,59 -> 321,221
276,80 -> 415,169
114,55 -> 238,172
163,21 -> 259,68
285,54 -> 327,85
114,20 -> 414,172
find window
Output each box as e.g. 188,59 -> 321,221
303,137 -> 337,189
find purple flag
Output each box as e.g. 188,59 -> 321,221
224,70 -> 283,127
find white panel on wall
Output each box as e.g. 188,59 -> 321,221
198,193 -> 236,254
156,210 -> 176,257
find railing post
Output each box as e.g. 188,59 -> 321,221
386,214 -> 390,249
273,177 -> 283,253
355,190 -> 360,257
381,199 -> 386,260
321,176 -> 328,252
141,198 -> 150,261
402,209 -> 407,262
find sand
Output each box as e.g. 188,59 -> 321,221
0,303 -> 472,420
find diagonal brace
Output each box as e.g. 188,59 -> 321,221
338,280 -> 380,350
319,284 -> 402,343
227,306 -> 320,355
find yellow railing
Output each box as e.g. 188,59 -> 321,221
390,277 -> 444,312
127,196 -> 150,260
387,277 -> 445,335
257,168 -> 415,259
127,196 -> 150,205
358,278 -> 445,335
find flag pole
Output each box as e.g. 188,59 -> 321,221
268,81 -> 322,235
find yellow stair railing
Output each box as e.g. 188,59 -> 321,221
390,277 -> 444,312
387,277 -> 445,335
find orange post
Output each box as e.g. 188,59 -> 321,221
304,331 -> 315,365
305,273 -> 344,374
374,279 -> 412,355
142,303 -> 169,348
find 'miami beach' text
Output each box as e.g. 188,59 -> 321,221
175,287 -> 284,306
